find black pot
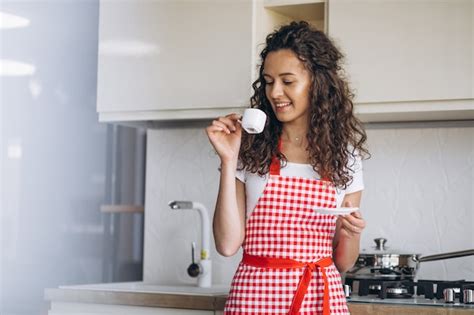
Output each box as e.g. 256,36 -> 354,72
345,238 -> 474,280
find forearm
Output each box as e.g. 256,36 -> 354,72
213,161 -> 245,257
332,191 -> 364,272
333,234 -> 360,273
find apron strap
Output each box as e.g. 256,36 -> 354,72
242,253 -> 333,315
269,137 -> 332,183
269,138 -> 282,176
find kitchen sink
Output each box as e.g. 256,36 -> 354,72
59,281 -> 230,296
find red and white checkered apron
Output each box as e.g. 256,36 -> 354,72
224,143 -> 349,315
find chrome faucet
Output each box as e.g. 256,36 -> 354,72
168,200 -> 212,288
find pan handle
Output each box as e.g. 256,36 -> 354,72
415,249 -> 474,263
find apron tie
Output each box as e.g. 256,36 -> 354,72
242,253 -> 333,315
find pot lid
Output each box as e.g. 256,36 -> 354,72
360,238 -> 419,255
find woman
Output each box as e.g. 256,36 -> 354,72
206,21 -> 369,315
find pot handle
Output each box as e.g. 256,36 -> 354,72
415,249 -> 474,263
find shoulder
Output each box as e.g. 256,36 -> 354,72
236,161 -> 264,183
236,165 -> 268,183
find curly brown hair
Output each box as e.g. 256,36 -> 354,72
238,21 -> 369,189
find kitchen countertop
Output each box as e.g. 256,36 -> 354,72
45,282 -> 228,311
45,282 -> 474,314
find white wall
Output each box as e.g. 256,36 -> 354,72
144,121 -> 473,285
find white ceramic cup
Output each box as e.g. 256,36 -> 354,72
241,108 -> 267,134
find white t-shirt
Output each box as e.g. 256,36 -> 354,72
236,155 -> 364,218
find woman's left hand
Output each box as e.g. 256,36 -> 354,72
338,201 -> 366,238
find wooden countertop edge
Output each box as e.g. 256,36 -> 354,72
44,288 -> 227,311
348,303 -> 474,314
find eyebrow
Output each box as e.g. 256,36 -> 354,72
263,72 -> 296,78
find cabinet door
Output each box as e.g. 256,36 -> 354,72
97,0 -> 252,113
327,0 -> 473,103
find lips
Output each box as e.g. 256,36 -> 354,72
275,102 -> 292,112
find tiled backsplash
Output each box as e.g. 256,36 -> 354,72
144,121 -> 473,285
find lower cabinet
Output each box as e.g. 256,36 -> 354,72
49,302 -> 216,315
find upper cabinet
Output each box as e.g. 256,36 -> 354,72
97,0 -> 473,125
327,0 -> 474,122
97,0 -> 252,124
96,0 -> 325,126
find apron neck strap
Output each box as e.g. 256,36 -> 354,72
269,138 -> 282,176
268,137 -> 331,182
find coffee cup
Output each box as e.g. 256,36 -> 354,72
241,108 -> 266,134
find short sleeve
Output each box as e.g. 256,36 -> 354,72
345,152 -> 364,194
236,160 -> 246,183
236,169 -> 246,183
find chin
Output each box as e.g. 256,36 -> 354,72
274,112 -> 298,123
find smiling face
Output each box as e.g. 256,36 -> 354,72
263,49 -> 312,125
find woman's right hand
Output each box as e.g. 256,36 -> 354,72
205,113 -> 242,164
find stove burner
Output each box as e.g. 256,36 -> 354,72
379,281 -> 417,299
387,287 -> 408,294
386,287 -> 413,298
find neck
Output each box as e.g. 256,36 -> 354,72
281,123 -> 308,148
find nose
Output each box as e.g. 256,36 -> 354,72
268,82 -> 284,100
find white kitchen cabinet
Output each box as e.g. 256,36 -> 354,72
97,0 -> 325,125
97,0 -> 252,123
327,0 -> 474,121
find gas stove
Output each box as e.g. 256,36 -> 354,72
344,278 -> 474,309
